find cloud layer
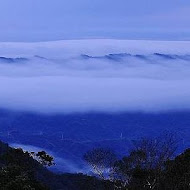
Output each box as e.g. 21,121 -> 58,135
0,40 -> 190,113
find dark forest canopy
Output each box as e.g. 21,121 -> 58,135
0,132 -> 190,190
0,141 -> 113,190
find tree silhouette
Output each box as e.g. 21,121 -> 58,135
84,148 -> 117,180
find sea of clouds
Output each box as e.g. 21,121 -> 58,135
0,39 -> 190,113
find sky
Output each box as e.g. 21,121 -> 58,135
0,0 -> 190,41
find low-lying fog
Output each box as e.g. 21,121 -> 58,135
0,39 -> 190,113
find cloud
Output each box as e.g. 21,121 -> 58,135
0,40 -> 190,113
0,76 -> 190,113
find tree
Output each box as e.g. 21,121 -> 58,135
162,148 -> 190,189
0,140 -> 115,190
132,132 -> 178,171
30,151 -> 55,167
113,132 -> 179,189
84,148 -> 117,180
0,147 -> 49,190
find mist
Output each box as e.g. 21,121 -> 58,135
11,143 -> 85,173
0,39 -> 190,113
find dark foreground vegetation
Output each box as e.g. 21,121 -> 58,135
0,141 -> 113,190
1,132 -> 190,189
84,133 -> 190,189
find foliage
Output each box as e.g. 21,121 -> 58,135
84,148 -> 117,180
1,130 -> 190,190
84,132 -> 183,190
0,144 -> 49,190
162,148 -> 190,189
0,140 -> 114,190
30,151 -> 55,167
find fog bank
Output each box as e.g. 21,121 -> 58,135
0,40 -> 190,113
